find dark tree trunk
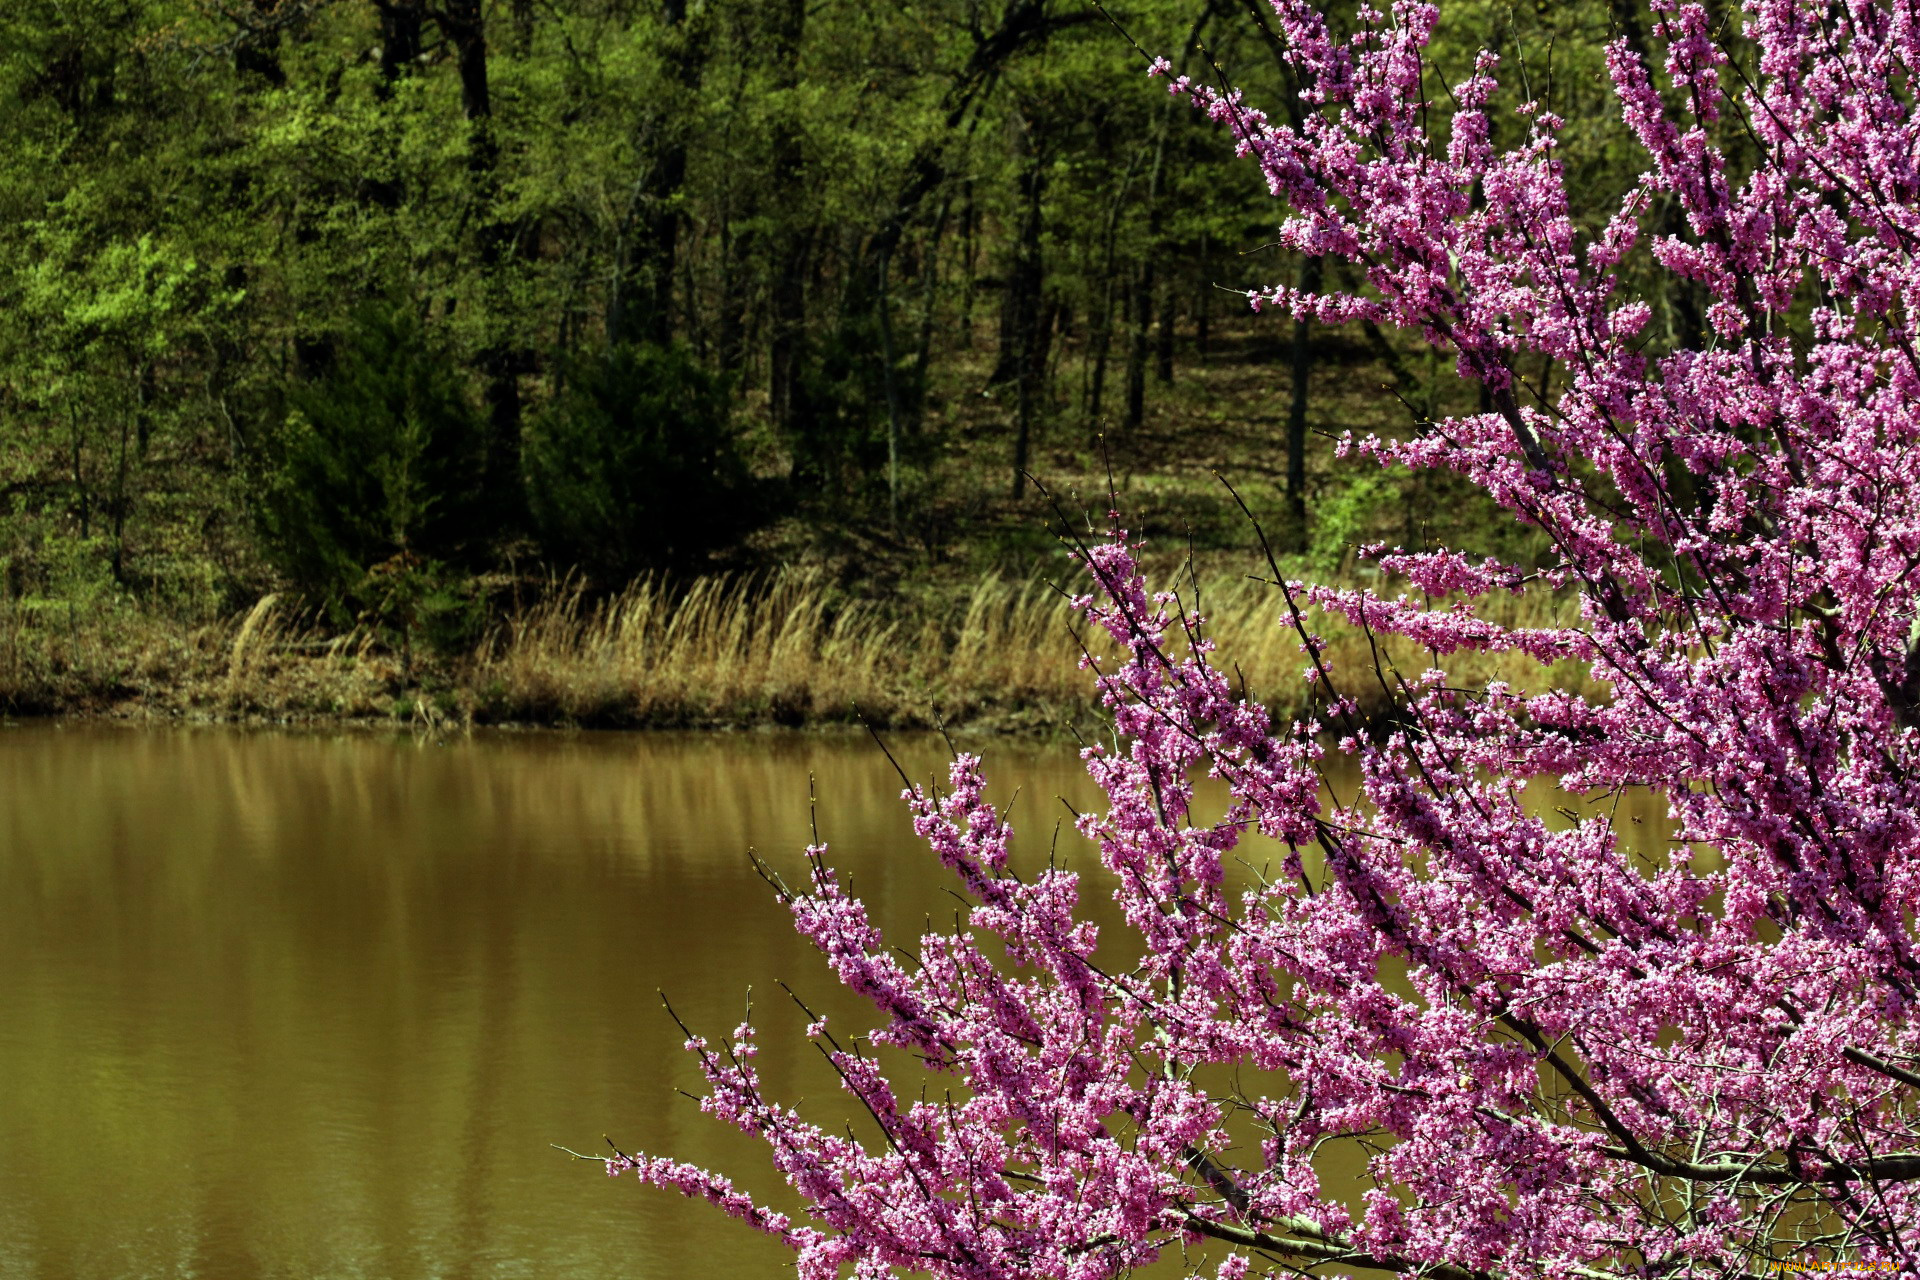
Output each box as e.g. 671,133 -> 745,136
1121,1 -> 1208,429
609,0 -> 703,349
440,0 -> 492,129
376,0 -> 423,93
511,0 -> 535,56
1001,133 -> 1048,497
1155,283 -> 1174,383
959,183 -> 977,348
430,0 -> 523,523
1085,150 -> 1139,431
1195,232 -> 1210,359
768,238 -> 808,444
293,334 -> 332,381
765,0 -> 807,443
1125,260 -> 1150,434
912,196 -> 954,423
366,2 -> 423,211
718,209 -> 752,374
1087,315 -> 1113,428
1096,288 -> 1129,429
1045,298 -> 1067,385
235,0 -> 288,84
68,406 -> 89,541
1126,114 -> 1171,435
877,248 -> 904,529
993,118 -> 1047,384
682,222 -> 705,359
635,145 -> 686,347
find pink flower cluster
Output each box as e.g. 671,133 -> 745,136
604,0 -> 1920,1272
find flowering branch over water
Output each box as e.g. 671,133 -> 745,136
601,0 -> 1920,1272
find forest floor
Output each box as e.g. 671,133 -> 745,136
1,321 -> 1579,734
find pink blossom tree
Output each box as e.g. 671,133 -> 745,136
599,0 -> 1920,1273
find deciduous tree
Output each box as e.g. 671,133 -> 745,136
602,0 -> 1920,1273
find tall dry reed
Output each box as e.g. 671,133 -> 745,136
481,570 -> 908,725
0,567 -> 1592,729
473,568 -> 1592,730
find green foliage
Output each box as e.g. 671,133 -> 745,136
1306,469 -> 1399,578
359,553 -> 487,667
785,312 -> 922,505
525,342 -> 750,577
256,303 -> 487,599
0,0 -> 1658,664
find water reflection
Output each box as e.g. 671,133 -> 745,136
0,725 -> 1116,1279
0,725 -> 1671,1279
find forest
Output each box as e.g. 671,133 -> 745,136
0,0 -> 1662,725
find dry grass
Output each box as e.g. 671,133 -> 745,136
0,566 -> 1594,732
467,567 -> 1595,732
1,317 -> 1557,733
472,569 -> 1072,729
0,591 -> 403,723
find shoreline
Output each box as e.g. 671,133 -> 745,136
2,568 -> 1590,737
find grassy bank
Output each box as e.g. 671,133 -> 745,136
0,302 -> 1554,737
0,566 -> 1593,734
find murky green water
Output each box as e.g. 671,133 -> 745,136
0,724 -> 1124,1280
0,724 -> 1672,1279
